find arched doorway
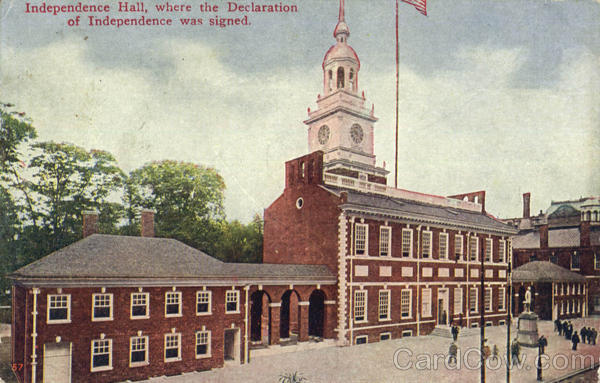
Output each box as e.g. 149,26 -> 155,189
280,290 -> 300,340
250,290 -> 271,345
308,290 -> 325,338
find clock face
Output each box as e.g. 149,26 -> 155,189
350,124 -> 364,144
318,125 -> 330,145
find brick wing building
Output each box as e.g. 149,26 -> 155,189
507,194 -> 600,319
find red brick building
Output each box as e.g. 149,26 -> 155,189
10,1 -> 518,382
506,194 -> 600,319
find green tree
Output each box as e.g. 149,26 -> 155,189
214,214 -> 263,263
126,160 -> 226,254
25,142 -> 125,251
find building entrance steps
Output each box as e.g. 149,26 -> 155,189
250,338 -> 336,359
430,325 -> 480,338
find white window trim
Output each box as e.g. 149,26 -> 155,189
354,289 -> 368,323
226,289 -> 240,314
47,294 -> 71,324
195,330 -> 212,359
380,332 -> 392,341
402,228 -> 413,258
92,293 -> 113,322
401,330 -> 413,337
90,338 -> 113,372
355,335 -> 368,345
378,289 -> 391,321
164,333 -> 182,362
165,291 -> 182,318
421,288 -> 432,317
455,234 -> 464,260
499,240 -> 506,263
571,253 -> 580,270
421,230 -> 432,258
454,287 -> 463,315
485,238 -> 493,262
401,289 -> 412,319
439,232 -> 449,260
379,226 -> 392,257
196,290 -> 212,316
355,223 -> 369,256
499,287 -> 506,312
595,253 -> 600,270
485,287 -> 493,312
130,292 -> 150,320
469,288 -> 478,313
129,336 -> 149,367
469,236 -> 479,262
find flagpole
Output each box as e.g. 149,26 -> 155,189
394,0 -> 399,189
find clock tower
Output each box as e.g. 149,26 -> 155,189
304,0 -> 388,183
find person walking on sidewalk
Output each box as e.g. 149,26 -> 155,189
451,325 -> 459,342
448,342 -> 458,365
538,335 -> 548,354
511,338 -> 521,365
572,331 -> 581,351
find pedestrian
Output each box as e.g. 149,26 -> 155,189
482,339 -> 491,360
538,335 -> 548,354
554,318 -> 560,332
448,342 -> 458,365
558,320 -> 563,335
442,310 -> 447,325
592,328 -> 597,345
511,338 -> 521,365
572,331 -> 581,351
491,344 -> 500,361
459,313 -> 463,328
451,325 -> 459,342
581,327 -> 588,344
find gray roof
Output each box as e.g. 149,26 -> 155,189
512,261 -> 585,283
328,187 -> 516,234
512,231 -> 540,249
10,234 -> 334,283
548,228 -> 580,247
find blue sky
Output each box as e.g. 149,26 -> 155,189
1,0 -> 599,222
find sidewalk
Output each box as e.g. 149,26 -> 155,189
130,317 -> 600,383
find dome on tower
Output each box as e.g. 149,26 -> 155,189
323,43 -> 360,69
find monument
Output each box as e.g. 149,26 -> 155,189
517,286 -> 540,347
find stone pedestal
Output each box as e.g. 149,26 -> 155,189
517,312 -> 539,347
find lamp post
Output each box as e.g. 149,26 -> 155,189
537,341 -> 543,381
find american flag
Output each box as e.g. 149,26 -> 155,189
401,0 -> 427,16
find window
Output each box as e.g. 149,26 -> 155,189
469,288 -> 478,313
595,254 -> 600,270
499,288 -> 506,311
354,290 -> 367,322
226,290 -> 240,313
421,288 -> 432,317
130,336 -> 148,366
484,288 -> 492,312
401,330 -> 413,337
91,339 -> 112,371
355,335 -> 368,345
380,332 -> 391,341
571,252 -> 580,270
379,226 -> 391,257
165,291 -> 182,317
92,294 -> 113,321
402,229 -> 413,257
401,289 -> 412,318
469,237 -> 479,261
550,253 -> 558,264
422,231 -> 432,258
498,240 -> 506,263
439,233 -> 448,260
196,291 -> 212,315
196,331 -> 211,358
454,287 -> 463,315
47,294 -> 70,323
164,333 -> 181,362
455,234 -> 463,260
485,238 -> 493,262
355,223 -> 368,255
378,290 -> 390,321
131,292 -> 149,319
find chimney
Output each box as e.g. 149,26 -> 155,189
539,224 -> 548,248
82,210 -> 99,238
523,192 -> 531,219
141,209 -> 155,238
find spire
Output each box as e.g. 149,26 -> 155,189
333,0 -> 349,39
